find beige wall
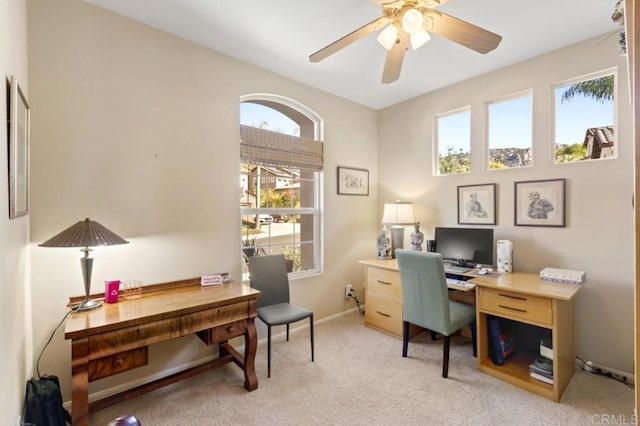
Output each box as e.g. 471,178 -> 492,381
378,34 -> 634,373
27,0 -> 378,402
1,0 -> 31,424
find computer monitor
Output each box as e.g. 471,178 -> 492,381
434,227 -> 494,267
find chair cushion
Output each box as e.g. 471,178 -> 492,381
257,303 -> 312,326
445,300 -> 476,336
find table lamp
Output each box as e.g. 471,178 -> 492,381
381,201 -> 414,258
39,218 -> 129,311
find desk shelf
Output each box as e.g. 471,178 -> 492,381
477,339 -> 554,400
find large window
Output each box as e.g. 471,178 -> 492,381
434,108 -> 471,175
554,70 -> 616,163
240,96 -> 323,281
487,92 -> 532,169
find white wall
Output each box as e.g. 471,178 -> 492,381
0,0 -> 32,423
26,0 -> 379,402
378,34 -> 634,373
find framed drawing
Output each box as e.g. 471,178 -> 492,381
457,183 -> 496,225
514,178 -> 565,227
337,166 -> 369,196
8,76 -> 30,218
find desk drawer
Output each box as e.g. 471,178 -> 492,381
88,318 -> 181,359
366,267 -> 401,299
197,319 -> 248,345
478,287 -> 552,325
365,293 -> 402,335
181,301 -> 249,335
88,347 -> 148,381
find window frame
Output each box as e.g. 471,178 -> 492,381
485,89 -> 533,171
433,106 -> 471,176
240,94 -> 324,280
552,68 -> 617,165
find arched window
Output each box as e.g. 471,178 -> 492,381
240,94 -> 323,280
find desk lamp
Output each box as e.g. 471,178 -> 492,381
381,201 -> 414,258
39,218 -> 129,311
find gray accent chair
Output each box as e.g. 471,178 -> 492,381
395,249 -> 477,378
248,254 -> 314,378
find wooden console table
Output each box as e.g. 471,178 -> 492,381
64,278 -> 261,426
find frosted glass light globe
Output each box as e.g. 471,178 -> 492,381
402,8 -> 424,34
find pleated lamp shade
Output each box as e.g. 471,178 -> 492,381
39,218 -> 129,248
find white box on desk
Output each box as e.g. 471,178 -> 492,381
539,267 -> 585,285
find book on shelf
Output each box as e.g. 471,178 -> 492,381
540,339 -> 553,360
488,318 -> 515,365
529,357 -> 554,384
530,370 -> 554,385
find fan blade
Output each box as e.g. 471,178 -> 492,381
381,31 -> 409,84
310,16 -> 390,62
428,11 -> 502,54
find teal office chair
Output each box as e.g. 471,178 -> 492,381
395,249 -> 477,378
248,254 -> 314,378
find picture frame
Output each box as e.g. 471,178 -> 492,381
7,76 -> 30,219
457,183 -> 496,225
514,178 -> 565,227
337,166 -> 369,196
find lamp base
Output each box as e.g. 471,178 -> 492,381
390,226 -> 405,259
74,298 -> 102,311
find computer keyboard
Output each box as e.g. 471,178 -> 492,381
446,278 -> 474,288
444,265 -> 472,274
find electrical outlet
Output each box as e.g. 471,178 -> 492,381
345,284 -> 353,299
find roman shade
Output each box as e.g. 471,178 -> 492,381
240,124 -> 323,170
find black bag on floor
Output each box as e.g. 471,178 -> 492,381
23,375 -> 69,425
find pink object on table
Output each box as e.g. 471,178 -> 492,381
104,280 -> 121,303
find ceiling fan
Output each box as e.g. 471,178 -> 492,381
309,0 -> 502,84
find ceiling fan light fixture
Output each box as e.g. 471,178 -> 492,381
401,8 -> 424,34
410,27 -> 430,50
377,24 -> 398,50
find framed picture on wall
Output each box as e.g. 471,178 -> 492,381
337,166 -> 369,196
514,178 -> 566,227
457,183 -> 496,225
7,76 -> 30,219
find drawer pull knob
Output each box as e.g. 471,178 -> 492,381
498,293 -> 527,301
375,311 -> 391,318
498,304 -> 527,313
114,358 -> 124,367
227,327 -> 235,333
377,280 -> 392,285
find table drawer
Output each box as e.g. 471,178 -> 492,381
88,318 -> 181,359
88,347 -> 148,381
197,319 -> 248,345
366,267 -> 401,299
181,301 -> 249,335
365,293 -> 402,335
478,287 -> 552,325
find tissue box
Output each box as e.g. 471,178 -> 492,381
539,268 -> 585,285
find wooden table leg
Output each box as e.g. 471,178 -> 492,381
70,338 -> 90,426
243,317 -> 258,391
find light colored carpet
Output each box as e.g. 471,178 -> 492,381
91,311 -> 634,425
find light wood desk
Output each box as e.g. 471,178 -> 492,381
359,258 -> 583,401
471,272 -> 582,401
358,258 -> 476,337
64,278 -> 261,426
